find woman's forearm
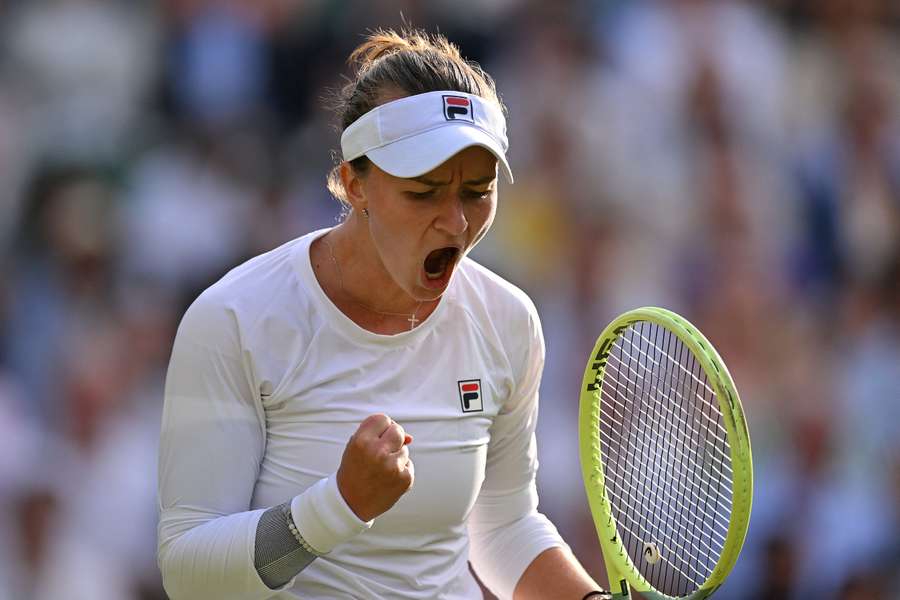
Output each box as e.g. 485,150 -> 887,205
513,546 -> 606,600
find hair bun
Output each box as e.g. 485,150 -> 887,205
348,29 -> 461,71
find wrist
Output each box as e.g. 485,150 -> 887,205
581,592 -> 612,600
336,466 -> 382,522
335,465 -> 368,521
291,474 -> 373,554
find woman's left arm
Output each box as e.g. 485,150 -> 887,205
514,547 -> 603,600
467,298 -> 605,599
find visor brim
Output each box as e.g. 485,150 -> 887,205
364,126 -> 514,184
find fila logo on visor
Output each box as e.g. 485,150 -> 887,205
458,379 -> 483,412
443,95 -> 475,123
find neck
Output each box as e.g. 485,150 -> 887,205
324,224 -> 424,317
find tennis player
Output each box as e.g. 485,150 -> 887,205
158,29 -> 611,600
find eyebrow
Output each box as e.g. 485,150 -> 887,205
410,174 -> 496,186
410,176 -> 451,186
463,175 -> 497,186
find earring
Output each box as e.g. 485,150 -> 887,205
361,208 -> 369,218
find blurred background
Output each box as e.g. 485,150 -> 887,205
0,0 -> 898,598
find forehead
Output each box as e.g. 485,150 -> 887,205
418,146 -> 498,180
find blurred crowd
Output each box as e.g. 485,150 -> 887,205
0,1 -> 898,599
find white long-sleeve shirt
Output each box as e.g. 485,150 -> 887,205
158,229 -> 565,599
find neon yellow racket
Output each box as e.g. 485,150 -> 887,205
579,307 -> 753,599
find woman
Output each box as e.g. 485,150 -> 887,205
158,29 -> 611,600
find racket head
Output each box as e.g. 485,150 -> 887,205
579,307 -> 753,600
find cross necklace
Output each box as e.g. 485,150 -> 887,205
322,235 -> 424,330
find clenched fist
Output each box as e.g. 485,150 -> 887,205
336,413 -> 415,522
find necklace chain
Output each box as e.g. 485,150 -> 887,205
322,235 -> 424,329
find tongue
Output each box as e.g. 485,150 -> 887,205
424,248 -> 454,276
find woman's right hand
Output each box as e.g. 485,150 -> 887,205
336,413 -> 415,522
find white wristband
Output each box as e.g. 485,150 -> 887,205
291,474 -> 373,554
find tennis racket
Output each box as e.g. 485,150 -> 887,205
579,307 -> 753,600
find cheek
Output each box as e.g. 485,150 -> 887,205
367,205 -> 422,272
469,200 -> 497,235
369,219 -> 409,265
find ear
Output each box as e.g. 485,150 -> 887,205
339,161 -> 367,214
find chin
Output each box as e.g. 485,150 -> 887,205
419,264 -> 456,295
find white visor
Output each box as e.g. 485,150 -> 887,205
340,90 -> 513,183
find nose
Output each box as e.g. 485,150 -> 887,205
434,194 -> 468,236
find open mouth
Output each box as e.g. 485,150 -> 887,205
424,246 -> 460,281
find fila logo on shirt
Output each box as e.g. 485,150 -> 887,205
458,379 -> 483,412
443,95 -> 474,123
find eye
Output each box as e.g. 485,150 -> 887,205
405,189 -> 437,200
462,188 -> 493,200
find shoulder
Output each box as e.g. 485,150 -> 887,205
177,233 -> 318,349
452,259 -> 545,409
453,257 -> 541,332
452,258 -> 545,379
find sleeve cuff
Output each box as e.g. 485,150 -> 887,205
291,474 -> 373,554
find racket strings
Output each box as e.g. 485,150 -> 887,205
602,356 -> 733,484
629,329 -> 717,396
602,462 -> 725,568
599,373 -> 725,584
627,324 -> 728,594
598,408 -> 731,541
602,343 -> 733,523
598,322 -> 733,597
602,491 -> 707,587
619,332 -> 732,455
597,364 -> 732,514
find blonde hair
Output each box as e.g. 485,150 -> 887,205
326,28 -> 504,205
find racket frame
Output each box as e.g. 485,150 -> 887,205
578,307 -> 753,600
